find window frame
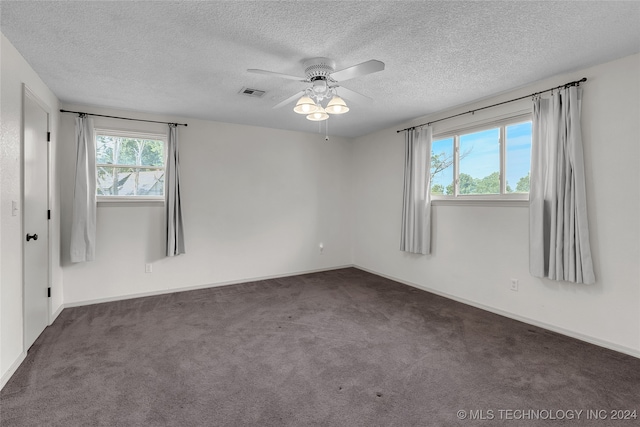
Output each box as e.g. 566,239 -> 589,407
430,113 -> 532,203
94,127 -> 167,203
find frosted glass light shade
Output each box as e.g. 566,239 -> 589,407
306,105 -> 329,121
325,96 -> 349,114
293,96 -> 318,114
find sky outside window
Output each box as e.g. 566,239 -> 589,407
459,128 -> 500,194
506,122 -> 532,193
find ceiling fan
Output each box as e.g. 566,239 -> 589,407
248,57 -> 385,121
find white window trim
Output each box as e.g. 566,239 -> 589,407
97,196 -> 164,205
94,127 -> 167,203
431,197 -> 529,207
430,112 -> 532,203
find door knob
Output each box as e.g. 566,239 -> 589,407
26,233 -> 38,242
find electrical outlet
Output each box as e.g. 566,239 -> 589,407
510,279 -> 519,291
145,263 -> 152,273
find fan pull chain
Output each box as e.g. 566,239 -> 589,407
325,119 -> 329,141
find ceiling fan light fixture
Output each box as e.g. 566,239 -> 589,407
325,96 -> 349,114
306,105 -> 329,121
293,96 -> 318,114
251,57 -> 384,121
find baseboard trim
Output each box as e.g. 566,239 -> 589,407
63,264 -> 355,309
1,351 -> 26,390
354,265 -> 640,359
50,302 -> 64,324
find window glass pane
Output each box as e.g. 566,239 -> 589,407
430,137 -> 454,195
505,122 -> 532,193
97,166 -> 133,195
96,135 -> 116,164
458,128 -> 500,195
96,135 -> 164,167
136,169 -> 165,196
97,167 -> 164,196
140,140 -> 164,166
96,133 -> 165,197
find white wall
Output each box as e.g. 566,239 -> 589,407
1,33 -> 62,386
352,53 -> 640,356
59,106 -> 353,305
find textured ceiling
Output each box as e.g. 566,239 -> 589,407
1,1 -> 639,138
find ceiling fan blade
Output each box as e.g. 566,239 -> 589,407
247,69 -> 306,81
272,91 -> 305,109
334,86 -> 373,104
329,60 -> 385,82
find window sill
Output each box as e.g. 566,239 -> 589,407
431,196 -> 529,207
97,196 -> 164,207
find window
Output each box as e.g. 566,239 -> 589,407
430,115 -> 532,199
95,129 -> 166,199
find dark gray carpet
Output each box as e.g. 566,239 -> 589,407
2,268 -> 639,426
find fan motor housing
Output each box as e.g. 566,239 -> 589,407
303,57 -> 336,82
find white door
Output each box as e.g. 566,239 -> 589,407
23,88 -> 49,350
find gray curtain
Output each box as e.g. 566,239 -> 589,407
529,86 -> 595,284
70,114 -> 96,262
400,126 -> 432,254
165,124 -> 185,256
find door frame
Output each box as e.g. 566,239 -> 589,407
22,84 -> 52,351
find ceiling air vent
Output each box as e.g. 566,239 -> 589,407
239,87 -> 266,98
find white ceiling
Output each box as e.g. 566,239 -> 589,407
1,1 -> 639,138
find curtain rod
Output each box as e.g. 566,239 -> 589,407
59,109 -> 188,127
396,77 -> 587,133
